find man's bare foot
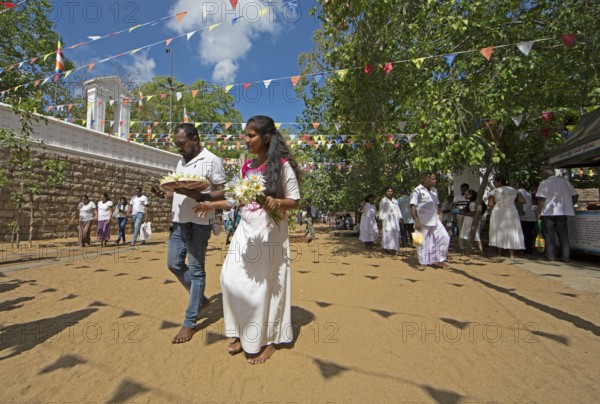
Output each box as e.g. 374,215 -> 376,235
247,344 -> 276,365
227,338 -> 242,355
172,326 -> 194,344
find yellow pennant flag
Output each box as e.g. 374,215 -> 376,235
225,85 -> 234,93
209,23 -> 222,31
129,24 -> 142,33
412,57 -> 425,69
337,69 -> 349,80
43,52 -> 53,62
259,7 -> 270,17
146,95 -> 154,101
131,48 -> 142,54
64,69 -> 74,78
275,123 -> 282,129
195,122 -> 201,128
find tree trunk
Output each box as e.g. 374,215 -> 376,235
29,191 -> 33,247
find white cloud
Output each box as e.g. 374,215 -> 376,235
167,0 -> 281,83
125,52 -> 157,84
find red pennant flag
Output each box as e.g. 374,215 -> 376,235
312,122 -> 320,130
2,3 -> 17,8
29,57 -> 39,65
541,111 -> 554,122
243,82 -> 252,90
541,128 -> 552,139
176,11 -> 187,23
160,93 -> 168,99
290,76 -> 301,87
480,47 -> 494,61
364,64 -> 375,75
382,62 -> 394,76
229,0 -> 238,9
560,34 -> 576,48
53,74 -> 60,82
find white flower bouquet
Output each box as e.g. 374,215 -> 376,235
226,173 -> 282,224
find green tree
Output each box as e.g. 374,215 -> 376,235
299,0 -> 599,248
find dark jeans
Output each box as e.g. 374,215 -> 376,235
520,220 -> 536,254
401,223 -> 414,246
541,216 -> 570,261
117,217 -> 128,242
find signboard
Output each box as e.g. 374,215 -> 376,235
568,211 -> 600,254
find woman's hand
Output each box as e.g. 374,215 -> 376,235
193,201 -> 214,218
264,196 -> 281,213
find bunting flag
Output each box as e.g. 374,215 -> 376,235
209,23 -> 221,31
364,64 -> 375,75
382,62 -> 394,75
87,62 -> 96,71
516,41 -> 534,56
243,82 -> 252,90
183,107 -> 189,123
412,58 -> 425,69
444,53 -> 457,66
512,115 -> 524,127
560,34 -> 576,48
480,47 -> 494,61
263,79 -> 272,89
176,11 -> 187,23
55,38 -> 64,74
290,76 -> 301,86
229,0 -> 238,8
541,128 -> 552,139
191,89 -> 199,98
337,69 -> 348,80
541,111 -> 554,122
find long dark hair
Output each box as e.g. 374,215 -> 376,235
246,115 -> 301,197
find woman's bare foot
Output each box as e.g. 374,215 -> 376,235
227,338 -> 242,355
247,344 -> 276,365
172,326 -> 194,344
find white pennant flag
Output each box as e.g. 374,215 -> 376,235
334,123 -> 341,132
398,121 -> 408,131
109,121 -> 115,128
87,36 -> 102,41
187,31 -> 196,40
512,115 -> 524,127
263,79 -> 272,89
516,41 -> 534,56
241,123 -> 247,130
42,77 -> 50,85
176,92 -> 183,101
341,135 -> 347,141
109,100 -> 115,106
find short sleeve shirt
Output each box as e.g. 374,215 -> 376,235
78,202 -> 96,221
172,148 -> 226,225
410,184 -> 439,226
536,176 -> 578,216
97,200 -> 114,221
130,195 -> 148,215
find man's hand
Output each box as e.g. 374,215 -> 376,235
414,220 -> 422,231
150,185 -> 166,199
193,202 -> 214,218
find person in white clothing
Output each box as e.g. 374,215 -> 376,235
515,179 -> 537,255
359,194 -> 378,249
379,186 -> 402,254
195,115 -> 301,364
410,172 -> 450,268
70,194 -> 97,247
96,192 -> 114,247
488,175 -> 525,259
128,187 -> 149,246
536,168 -> 579,262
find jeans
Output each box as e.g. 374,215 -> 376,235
117,217 -> 128,242
167,222 -> 211,328
305,217 -> 315,240
541,216 -> 570,261
131,212 -> 144,245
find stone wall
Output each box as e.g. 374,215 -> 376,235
0,148 -> 173,242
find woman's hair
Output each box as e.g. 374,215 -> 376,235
494,174 -> 507,186
120,196 -> 128,204
383,186 -> 393,194
102,192 -> 110,200
246,115 -> 301,197
364,193 -> 374,202
82,194 -> 88,200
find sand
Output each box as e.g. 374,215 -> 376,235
1,224 -> 599,403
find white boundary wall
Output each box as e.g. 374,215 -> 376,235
0,103 -> 179,174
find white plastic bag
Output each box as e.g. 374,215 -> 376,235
140,221 -> 152,241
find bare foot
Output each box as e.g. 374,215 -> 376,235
247,344 -> 276,365
172,326 -> 194,344
227,338 -> 242,355
435,262 -> 451,269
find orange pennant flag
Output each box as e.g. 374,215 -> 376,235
480,47 -> 494,61
225,122 -> 232,130
312,122 -> 320,130
88,62 -> 96,71
166,38 -> 174,47
191,89 -> 199,98
290,76 -> 301,87
176,11 -> 187,23
68,104 -> 73,112
382,62 -> 394,75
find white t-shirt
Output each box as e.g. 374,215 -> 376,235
78,201 -> 96,221
410,184 -> 440,226
130,195 -> 148,215
172,148 -> 226,225
536,176 -> 578,216
517,188 -> 536,222
397,195 -> 414,224
97,200 -> 114,221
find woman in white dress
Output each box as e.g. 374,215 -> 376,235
488,175 -> 525,259
379,186 -> 402,253
359,194 -> 378,249
194,115 -> 301,365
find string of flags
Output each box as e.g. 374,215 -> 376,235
0,7 -> 273,94
0,0 -> 27,14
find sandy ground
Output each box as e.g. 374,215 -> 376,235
1,224 -> 600,403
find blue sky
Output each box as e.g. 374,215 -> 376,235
53,0 -> 321,123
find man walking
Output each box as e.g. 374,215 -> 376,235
162,123 -> 226,343
304,198 -> 317,242
536,168 -> 578,262
128,186 -> 149,246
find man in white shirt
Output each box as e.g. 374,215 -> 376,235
128,186 -> 149,246
162,123 -> 226,344
397,190 -> 414,247
536,168 -> 579,262
410,172 -> 450,268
